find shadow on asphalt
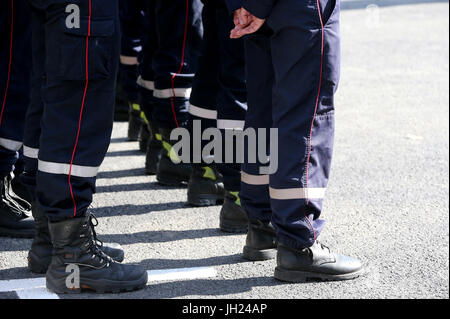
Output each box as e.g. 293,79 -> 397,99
90,202 -> 191,217
140,253 -> 248,270
341,0 -> 448,10
109,137 -> 129,144
105,149 -> 143,157
97,168 -> 146,179
100,228 -> 241,245
0,266 -> 41,280
96,181 -> 186,193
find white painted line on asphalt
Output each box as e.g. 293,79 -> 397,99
0,266 -> 217,299
147,266 -> 217,282
16,287 -> 59,299
0,277 -> 46,293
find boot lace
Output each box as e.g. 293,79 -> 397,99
316,240 -> 331,253
85,213 -> 114,266
1,178 -> 28,218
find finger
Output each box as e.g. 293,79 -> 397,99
233,9 -> 241,26
240,10 -> 250,25
236,20 -> 263,37
230,25 -> 245,39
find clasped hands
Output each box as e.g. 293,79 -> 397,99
230,8 -> 265,39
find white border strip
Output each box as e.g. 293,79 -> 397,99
270,187 -> 326,200
0,277 -> 46,293
0,266 -> 217,298
38,160 -> 99,178
217,119 -> 245,130
136,76 -> 155,91
241,172 -> 269,185
120,55 -> 138,65
189,104 -> 217,120
23,145 -> 39,159
153,87 -> 192,99
16,287 -> 59,299
147,266 -> 217,282
0,137 -> 22,151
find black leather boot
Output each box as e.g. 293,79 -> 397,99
187,165 -> 225,207
145,122 -> 162,175
127,103 -> 142,141
28,203 -> 52,274
114,83 -> 130,122
0,178 -> 34,238
219,191 -> 248,233
243,219 -> 277,261
138,123 -> 150,153
274,242 -> 364,282
46,216 -> 147,294
28,207 -> 125,274
156,128 -> 192,186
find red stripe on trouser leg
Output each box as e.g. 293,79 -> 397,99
304,0 -> 325,241
69,0 -> 92,217
170,0 -> 190,128
0,0 -> 14,127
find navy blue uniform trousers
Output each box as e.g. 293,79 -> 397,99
118,0 -> 144,105
188,0 -> 246,192
241,0 -> 340,249
0,0 -> 32,179
22,0 -> 120,221
137,0 -> 203,131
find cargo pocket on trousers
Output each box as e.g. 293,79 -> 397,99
58,18 -> 115,81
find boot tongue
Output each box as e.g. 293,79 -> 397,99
309,241 -> 335,263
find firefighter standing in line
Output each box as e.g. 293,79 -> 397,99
187,0 -> 248,232
136,0 -> 205,195
21,0 -> 148,293
229,0 -> 364,282
118,0 -> 148,147
0,0 -> 35,239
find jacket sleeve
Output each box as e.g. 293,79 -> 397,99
224,0 -> 243,14
242,0 -> 277,19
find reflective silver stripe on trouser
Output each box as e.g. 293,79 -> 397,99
269,187 -> 326,200
38,160 -> 99,178
0,137 -> 22,151
23,145 -> 39,159
188,104 -> 217,120
217,119 -> 245,130
120,55 -> 138,65
153,87 -> 192,99
241,172 -> 269,185
136,76 -> 155,91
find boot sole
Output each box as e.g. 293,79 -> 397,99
46,270 -> 148,294
243,246 -> 277,261
157,174 -> 189,187
274,266 -> 365,283
0,227 -> 34,239
188,194 -> 224,207
127,115 -> 141,141
145,167 -> 157,176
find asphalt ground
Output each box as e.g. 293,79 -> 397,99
0,0 -> 448,299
